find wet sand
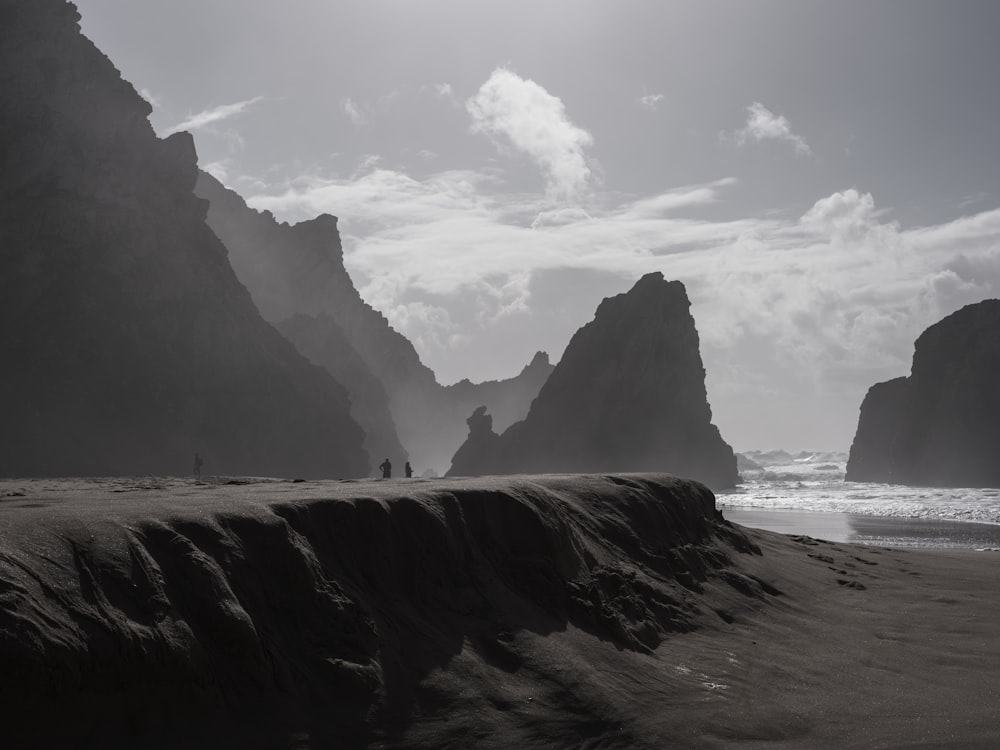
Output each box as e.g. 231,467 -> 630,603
722,507 -> 1000,549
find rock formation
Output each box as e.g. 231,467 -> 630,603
843,377 -> 910,483
443,350 -> 553,434
276,314 -> 408,469
195,172 -> 554,473
446,406 -> 504,478
846,300 -> 1000,487
0,0 -> 368,478
448,273 -> 739,489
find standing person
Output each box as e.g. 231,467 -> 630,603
405,461 -> 413,478
379,458 -> 392,479
193,452 -> 203,479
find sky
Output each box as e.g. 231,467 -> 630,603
73,0 -> 1000,451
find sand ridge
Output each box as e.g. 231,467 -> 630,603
0,474 -> 996,748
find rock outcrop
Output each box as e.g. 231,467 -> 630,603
446,406 -> 504,478
448,274 -> 739,489
843,377 -> 910,483
0,0 -> 368,478
443,350 -> 553,434
846,300 -> 1000,487
195,172 -> 554,473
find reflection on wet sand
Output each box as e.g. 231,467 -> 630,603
722,508 -> 1000,549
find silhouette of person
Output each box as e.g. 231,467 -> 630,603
379,458 -> 392,479
193,452 -> 203,479
405,461 -> 413,478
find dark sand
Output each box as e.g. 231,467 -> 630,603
0,475 -> 997,749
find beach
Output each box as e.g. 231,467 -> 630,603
723,507 -> 1000,549
0,474 -> 997,748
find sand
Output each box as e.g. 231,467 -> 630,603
0,474 -> 997,749
724,507 -> 1000,549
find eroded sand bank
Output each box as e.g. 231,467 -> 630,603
0,474 -> 996,749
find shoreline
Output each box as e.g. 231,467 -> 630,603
1,474 -> 998,747
722,506 -> 1000,549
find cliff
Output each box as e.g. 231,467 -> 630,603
448,274 -> 739,489
276,314 -> 409,470
843,377 -> 910,483
443,350 -> 554,434
0,473 -> 766,747
846,300 -> 1000,487
195,172 -> 553,474
0,0 -> 368,478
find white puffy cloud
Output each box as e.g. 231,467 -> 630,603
799,188 -> 890,242
732,102 -> 812,157
466,67 -> 594,200
163,96 -> 264,136
638,93 -> 665,111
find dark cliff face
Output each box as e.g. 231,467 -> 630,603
0,0 -> 368,478
844,377 -> 910,483
197,173 -> 416,469
276,314 -> 408,468
195,171 -> 437,394
846,300 -> 1000,488
195,172 -> 554,474
448,273 -> 739,490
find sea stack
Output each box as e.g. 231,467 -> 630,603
448,273 -> 739,490
846,299 -> 1000,487
0,0 -> 368,478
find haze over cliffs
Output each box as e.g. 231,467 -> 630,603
846,299 -> 1000,488
0,0 -> 368,478
3,0 -> 741,487
449,274 -> 739,489
196,172 -> 553,474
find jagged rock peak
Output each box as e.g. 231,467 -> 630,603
846,299 -> 1000,488
523,351 -> 550,370
448,274 -> 738,489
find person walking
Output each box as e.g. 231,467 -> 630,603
379,458 -> 392,479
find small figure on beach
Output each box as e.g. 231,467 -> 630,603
379,458 -> 392,479
193,452 -> 203,479
405,461 -> 413,478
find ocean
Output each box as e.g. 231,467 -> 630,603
718,450 -> 1000,549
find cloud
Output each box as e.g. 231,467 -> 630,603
341,96 -> 364,127
245,159 -> 1000,448
799,188 -> 890,242
638,93 -> 664,111
731,102 -> 812,157
163,96 -> 264,136
138,88 -> 162,110
201,159 -> 231,183
466,67 -> 594,200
